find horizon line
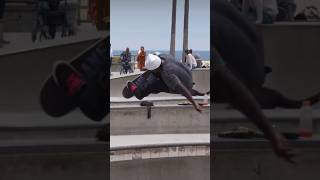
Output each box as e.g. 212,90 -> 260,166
112,49 -> 210,51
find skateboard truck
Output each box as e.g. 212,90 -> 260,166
140,101 -> 154,119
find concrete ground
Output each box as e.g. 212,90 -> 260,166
110,134 -> 210,180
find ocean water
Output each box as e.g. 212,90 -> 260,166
113,50 -> 210,61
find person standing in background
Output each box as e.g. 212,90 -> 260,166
110,43 -> 113,71
120,47 -> 133,73
185,49 -> 197,70
88,0 -> 108,30
242,0 -> 279,24
137,46 -> 146,71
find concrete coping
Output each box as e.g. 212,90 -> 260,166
0,138 -> 108,154
110,71 -> 143,79
110,68 -> 210,80
111,96 -> 210,103
0,30 -> 108,56
0,112 -> 107,128
111,104 -> 210,110
110,134 -> 209,150
212,135 -> 320,150
212,109 -> 320,122
257,21 -> 320,27
110,134 -> 210,162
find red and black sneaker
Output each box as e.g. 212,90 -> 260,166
53,61 -> 87,97
127,81 -> 137,93
122,81 -> 137,99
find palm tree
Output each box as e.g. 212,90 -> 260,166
170,0 -> 177,56
182,0 -> 189,62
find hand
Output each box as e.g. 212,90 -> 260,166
271,133 -> 296,164
195,103 -> 202,113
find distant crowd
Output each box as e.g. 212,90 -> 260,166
228,0 -> 320,24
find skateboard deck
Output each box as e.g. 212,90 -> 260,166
40,37 -> 108,121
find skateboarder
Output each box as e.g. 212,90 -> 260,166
122,53 -> 205,112
213,0 -> 295,163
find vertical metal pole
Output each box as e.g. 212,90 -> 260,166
170,0 -> 177,56
182,0 -> 189,62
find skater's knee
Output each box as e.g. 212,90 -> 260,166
191,89 -> 205,96
135,93 -> 144,100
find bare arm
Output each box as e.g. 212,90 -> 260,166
213,48 -> 295,162
175,81 -> 201,112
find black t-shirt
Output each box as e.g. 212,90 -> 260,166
158,54 -> 193,92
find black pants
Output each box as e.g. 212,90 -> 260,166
133,71 -> 171,100
78,37 -> 108,121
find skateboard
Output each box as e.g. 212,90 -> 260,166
40,37 -> 108,121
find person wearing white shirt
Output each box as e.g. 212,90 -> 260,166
110,44 -> 113,58
185,49 -> 197,70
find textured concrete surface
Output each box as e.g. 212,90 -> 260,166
110,134 -> 209,180
0,138 -> 108,180
110,104 -> 209,135
212,136 -> 320,180
111,156 -> 209,180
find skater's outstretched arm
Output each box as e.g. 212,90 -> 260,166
213,49 -> 295,163
216,66 -> 295,163
174,79 -> 202,112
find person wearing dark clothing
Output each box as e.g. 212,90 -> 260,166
120,47 -> 133,73
123,53 -> 204,112
213,0 -> 295,163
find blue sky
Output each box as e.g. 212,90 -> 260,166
110,0 -> 210,51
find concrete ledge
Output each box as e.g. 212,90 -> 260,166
212,109 -> 320,133
111,134 -> 209,162
212,136 -> 320,149
111,156 -> 209,180
111,96 -> 209,105
0,138 -> 108,180
0,138 -> 107,154
110,105 -> 210,135
110,134 -> 209,180
258,21 -> 320,27
0,112 -> 108,140
0,31 -> 107,56
110,134 -> 209,150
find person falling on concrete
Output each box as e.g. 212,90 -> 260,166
122,53 -> 205,112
